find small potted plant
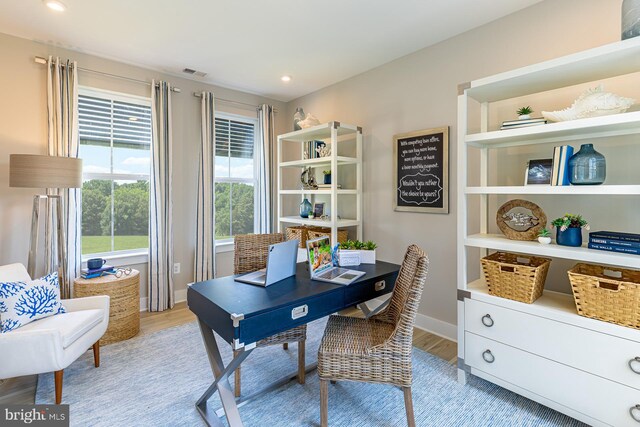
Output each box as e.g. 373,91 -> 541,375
551,214 -> 589,247
517,106 -> 533,120
338,240 -> 360,266
323,170 -> 331,185
360,240 -> 377,264
537,228 -> 551,245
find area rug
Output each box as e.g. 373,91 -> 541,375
36,319 -> 586,426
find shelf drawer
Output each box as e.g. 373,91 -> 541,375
465,332 -> 640,427
465,298 -> 640,390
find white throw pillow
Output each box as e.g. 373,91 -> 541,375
0,272 -> 66,332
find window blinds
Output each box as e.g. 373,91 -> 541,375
215,117 -> 255,159
78,94 -> 152,149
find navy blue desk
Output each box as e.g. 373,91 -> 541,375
187,261 -> 400,427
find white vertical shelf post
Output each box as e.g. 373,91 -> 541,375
330,123 -> 338,245
456,84 -> 469,385
277,135 -> 283,233
356,128 -> 363,242
479,102 -> 489,259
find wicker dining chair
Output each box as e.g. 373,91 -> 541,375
317,244 -> 429,427
233,233 -> 307,397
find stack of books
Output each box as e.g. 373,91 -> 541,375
317,184 -> 342,189
304,140 -> 326,159
81,265 -> 116,279
500,117 -> 547,130
588,231 -> 640,256
551,145 -> 574,186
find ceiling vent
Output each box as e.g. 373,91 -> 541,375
182,68 -> 207,78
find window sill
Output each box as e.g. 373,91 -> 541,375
81,242 -> 234,268
81,251 -> 149,268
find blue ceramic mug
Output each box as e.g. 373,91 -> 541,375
87,258 -> 107,270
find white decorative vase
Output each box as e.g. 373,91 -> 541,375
538,236 -> 551,245
359,250 -> 376,264
518,114 -> 531,120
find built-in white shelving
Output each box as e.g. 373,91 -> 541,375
277,121 -> 362,245
457,38 -> 640,427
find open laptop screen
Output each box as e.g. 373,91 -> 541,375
307,237 -> 333,276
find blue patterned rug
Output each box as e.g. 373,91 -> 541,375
36,318 -> 585,426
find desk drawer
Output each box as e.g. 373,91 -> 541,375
344,272 -> 397,307
465,332 -> 640,427
465,298 -> 640,390
239,290 -> 344,345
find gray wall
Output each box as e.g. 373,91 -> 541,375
285,0 -> 639,326
0,32 -> 288,299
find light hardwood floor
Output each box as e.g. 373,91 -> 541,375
0,302 -> 456,404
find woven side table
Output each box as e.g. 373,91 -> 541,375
74,269 -> 140,345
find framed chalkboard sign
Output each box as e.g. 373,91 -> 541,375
393,127 -> 449,214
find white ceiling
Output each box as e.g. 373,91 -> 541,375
0,0 -> 542,102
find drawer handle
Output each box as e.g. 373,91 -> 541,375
482,350 -> 495,364
481,314 -> 494,327
630,404 -> 640,423
629,357 -> 640,374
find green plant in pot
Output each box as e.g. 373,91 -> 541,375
517,106 -> 533,120
537,228 -> 551,245
338,239 -> 377,264
551,214 -> 589,247
323,170 -> 331,185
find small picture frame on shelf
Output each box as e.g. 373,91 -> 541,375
524,159 -> 553,185
313,202 -> 325,218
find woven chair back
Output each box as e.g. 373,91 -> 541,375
234,233 -> 285,275
384,245 -> 429,353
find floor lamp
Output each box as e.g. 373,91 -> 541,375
9,154 -> 82,299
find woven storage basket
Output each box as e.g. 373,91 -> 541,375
286,226 -> 314,248
307,227 -> 348,243
568,263 -> 640,329
481,252 -> 551,304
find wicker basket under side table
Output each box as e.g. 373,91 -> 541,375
74,269 -> 140,345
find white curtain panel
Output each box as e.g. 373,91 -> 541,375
46,56 -> 81,298
148,80 -> 174,312
257,104 -> 275,233
194,92 -> 216,282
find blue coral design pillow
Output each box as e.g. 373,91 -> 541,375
0,272 -> 65,333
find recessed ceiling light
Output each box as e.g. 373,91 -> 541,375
44,0 -> 66,12
281,75 -> 292,83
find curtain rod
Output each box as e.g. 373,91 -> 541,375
34,56 -> 182,93
192,92 -> 278,113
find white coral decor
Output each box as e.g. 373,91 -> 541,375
542,85 -> 635,122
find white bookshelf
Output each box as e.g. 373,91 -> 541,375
277,121 -> 363,245
457,38 -> 640,427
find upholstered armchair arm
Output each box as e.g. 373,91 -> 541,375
63,295 -> 110,325
0,329 -> 64,378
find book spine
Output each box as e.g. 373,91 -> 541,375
588,243 -> 640,255
590,237 -> 640,248
551,146 -> 561,186
560,145 -> 574,185
590,232 -> 640,243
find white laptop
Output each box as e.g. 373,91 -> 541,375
235,239 -> 299,286
306,236 -> 365,285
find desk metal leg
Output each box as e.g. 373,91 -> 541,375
197,319 -> 253,427
357,297 -> 390,319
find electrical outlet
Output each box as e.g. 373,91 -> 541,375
173,263 -> 181,274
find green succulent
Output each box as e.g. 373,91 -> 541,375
363,240 -> 377,250
323,170 -> 331,175
538,228 -> 551,238
516,106 -> 533,116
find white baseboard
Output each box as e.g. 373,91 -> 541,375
140,288 -> 188,312
369,296 -> 457,342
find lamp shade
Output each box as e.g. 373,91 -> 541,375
9,154 -> 82,189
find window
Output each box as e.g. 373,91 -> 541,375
78,88 -> 151,256
214,113 -> 258,241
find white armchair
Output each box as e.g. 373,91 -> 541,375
0,263 -> 109,404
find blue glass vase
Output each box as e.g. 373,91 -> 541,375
556,227 -> 582,247
568,144 -> 606,185
299,198 -> 312,218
